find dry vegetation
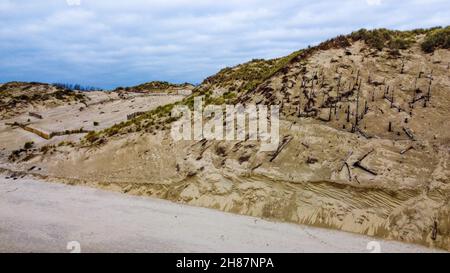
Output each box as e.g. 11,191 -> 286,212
0,82 -> 86,119
114,81 -> 194,94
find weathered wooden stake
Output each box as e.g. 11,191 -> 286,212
347,105 -> 350,123
329,104 -> 333,121
427,78 -> 432,101
391,88 -> 395,108
337,74 -> 341,95
355,80 -> 361,129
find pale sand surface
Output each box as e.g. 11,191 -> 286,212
0,91 -> 185,153
0,175 -> 444,253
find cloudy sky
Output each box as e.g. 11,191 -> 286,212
0,0 -> 449,89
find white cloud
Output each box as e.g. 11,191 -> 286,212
0,0 -> 449,88
366,0 -> 382,6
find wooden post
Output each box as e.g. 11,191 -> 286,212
391,88 -> 395,108
329,103 -> 333,121
347,105 -> 350,123
388,122 -> 392,132
355,80 -> 361,129
427,78 -> 432,101
337,74 -> 341,96
432,220 -> 438,241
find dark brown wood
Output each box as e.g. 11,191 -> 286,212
345,162 -> 352,181
269,135 -> 293,162
400,146 -> 414,155
354,79 -> 361,130
346,105 -> 350,122
338,151 -> 353,172
354,161 -> 378,176
432,220 -> 438,241
403,127 -> 416,141
356,149 -> 374,162
352,149 -> 377,176
355,126 -> 371,139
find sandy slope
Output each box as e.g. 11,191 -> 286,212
0,175 -> 443,253
24,39 -> 448,251
0,91 -> 185,154
1,31 -> 449,252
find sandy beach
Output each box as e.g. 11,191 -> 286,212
0,175 -> 443,253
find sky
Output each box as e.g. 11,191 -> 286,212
0,0 -> 449,89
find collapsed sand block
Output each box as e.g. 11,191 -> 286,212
22,125 -> 91,140
23,126 -> 51,140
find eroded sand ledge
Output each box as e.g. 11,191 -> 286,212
0,175 -> 444,253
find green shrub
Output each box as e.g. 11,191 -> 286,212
107,127 -> 119,137
24,141 -> 34,149
40,145 -> 52,154
85,131 -> 99,143
350,28 -> 418,51
421,26 -> 450,53
389,37 -> 411,50
9,149 -> 23,161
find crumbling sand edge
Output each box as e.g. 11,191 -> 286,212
1,166 -> 447,252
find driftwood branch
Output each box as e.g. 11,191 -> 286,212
356,149 -> 374,162
400,146 -> 415,155
269,135 -> 293,162
353,162 -> 378,176
355,126 -> 371,139
403,127 -> 416,141
353,149 -> 378,176
345,162 -> 352,181
337,151 -> 353,181
29,112 -> 43,119
339,151 -> 353,171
